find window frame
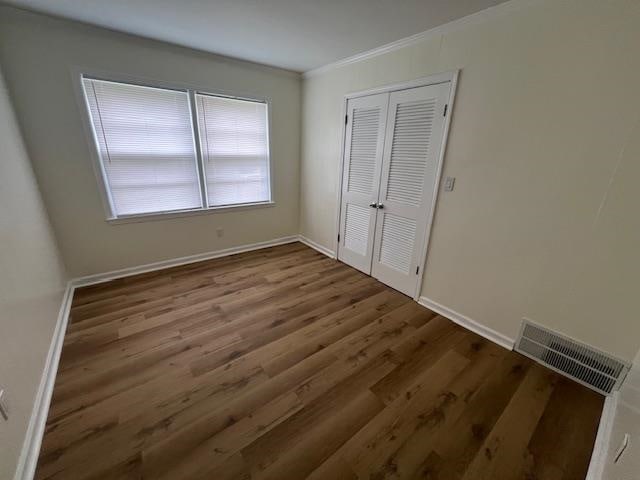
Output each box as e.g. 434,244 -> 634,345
72,68 -> 275,224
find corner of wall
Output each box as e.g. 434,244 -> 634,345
296,69 -> 305,237
0,64 -> 69,480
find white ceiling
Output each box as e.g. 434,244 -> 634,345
3,0 -> 509,72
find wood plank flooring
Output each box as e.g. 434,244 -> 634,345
36,242 -> 603,479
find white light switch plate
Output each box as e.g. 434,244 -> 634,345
444,176 -> 455,192
614,433 -> 630,463
0,389 -> 8,420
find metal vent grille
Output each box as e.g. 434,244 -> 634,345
516,319 -> 629,395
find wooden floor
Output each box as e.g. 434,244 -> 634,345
36,242 -> 603,480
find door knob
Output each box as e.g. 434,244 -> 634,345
369,202 -> 377,208
377,203 -> 384,209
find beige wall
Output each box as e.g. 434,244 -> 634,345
0,66 -> 67,479
301,0 -> 640,361
0,6 -> 301,278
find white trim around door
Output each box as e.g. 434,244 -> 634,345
334,70 -> 459,300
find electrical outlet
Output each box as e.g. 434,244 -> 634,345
0,389 -> 8,421
216,228 -> 224,238
444,176 -> 456,192
614,433 -> 630,463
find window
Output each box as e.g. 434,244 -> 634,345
81,76 -> 271,219
196,93 -> 270,207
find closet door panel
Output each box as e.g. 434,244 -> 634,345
337,93 -> 388,274
378,213 -> 417,275
372,83 -> 451,296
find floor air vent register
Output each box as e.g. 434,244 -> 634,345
515,319 -> 629,395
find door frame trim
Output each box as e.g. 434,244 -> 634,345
334,70 -> 460,300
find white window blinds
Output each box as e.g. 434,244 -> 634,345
81,76 -> 272,219
195,94 -> 270,207
82,78 -> 202,217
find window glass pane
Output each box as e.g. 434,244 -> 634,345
82,78 -> 202,216
196,94 -> 270,206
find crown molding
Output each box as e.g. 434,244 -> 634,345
303,0 -> 538,79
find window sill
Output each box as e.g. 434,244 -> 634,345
106,201 -> 275,225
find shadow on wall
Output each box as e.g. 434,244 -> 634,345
0,67 -> 67,479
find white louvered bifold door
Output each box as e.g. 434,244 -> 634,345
337,93 -> 388,274
371,83 -> 451,296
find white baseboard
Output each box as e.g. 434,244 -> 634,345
417,296 -> 515,351
15,238 -> 526,480
13,282 -> 75,480
14,234 -> 304,479
417,296 -> 622,480
72,235 -> 299,288
297,235 -> 336,259
586,391 -> 619,480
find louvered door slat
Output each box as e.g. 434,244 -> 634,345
344,204 -> 371,256
386,99 -> 437,206
379,214 -> 417,274
346,107 -> 382,196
